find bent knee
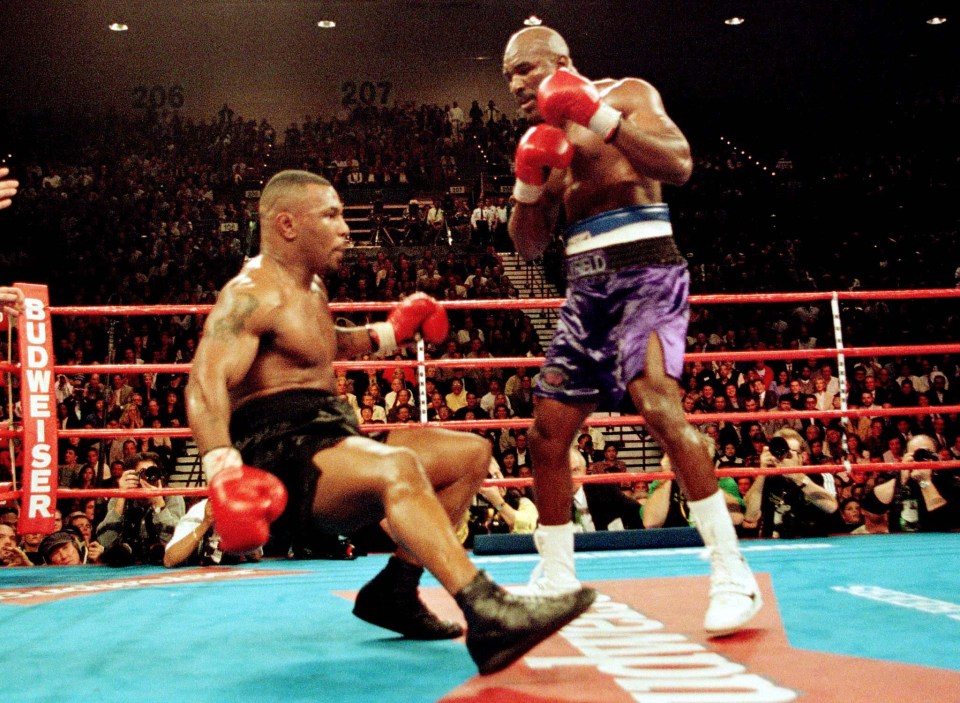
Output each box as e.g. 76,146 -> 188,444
637,386 -> 681,429
528,420 -> 569,461
379,447 -> 429,494
462,434 -> 492,480
426,431 -> 490,483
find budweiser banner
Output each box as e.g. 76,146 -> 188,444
15,282 -> 57,534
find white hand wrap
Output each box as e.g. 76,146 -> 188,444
202,446 -> 243,482
588,102 -> 623,142
512,180 -> 545,205
367,321 -> 397,355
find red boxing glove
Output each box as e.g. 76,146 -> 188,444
537,68 -> 622,141
512,125 -> 573,204
208,462 -> 287,553
369,292 -> 448,354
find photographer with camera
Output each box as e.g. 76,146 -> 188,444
476,459 -> 539,535
860,435 -> 957,533
742,429 -> 842,538
643,436 -> 744,531
95,452 -> 185,566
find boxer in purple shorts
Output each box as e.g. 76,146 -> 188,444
504,25 -> 762,636
539,257 -> 690,408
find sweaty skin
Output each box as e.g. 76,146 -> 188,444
187,172 -> 492,596
503,27 -> 709,525
187,181 -> 364,452
503,26 -> 692,261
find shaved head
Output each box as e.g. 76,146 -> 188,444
257,169 -> 346,262
259,169 -> 331,223
504,26 -> 569,63
503,26 -> 574,120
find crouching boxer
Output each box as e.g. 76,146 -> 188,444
186,170 -> 595,675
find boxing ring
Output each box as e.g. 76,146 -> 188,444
1,283 -> 959,702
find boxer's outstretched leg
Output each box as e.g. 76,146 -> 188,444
456,570 -> 596,675
317,438 -> 596,667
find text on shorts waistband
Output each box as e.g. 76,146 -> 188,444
564,204 -> 672,256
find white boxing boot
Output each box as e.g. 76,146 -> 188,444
525,522 -> 581,595
688,491 -> 762,636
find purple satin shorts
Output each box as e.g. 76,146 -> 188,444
535,262 -> 690,410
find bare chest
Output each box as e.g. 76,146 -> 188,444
265,291 -> 336,364
557,126 -> 660,221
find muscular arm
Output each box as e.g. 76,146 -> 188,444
335,325 -> 376,359
186,279 -> 272,453
315,274 -> 375,360
743,475 -> 766,528
604,79 -> 693,186
508,193 -> 562,261
641,480 -> 673,529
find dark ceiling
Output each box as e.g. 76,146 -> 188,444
0,1 -> 955,140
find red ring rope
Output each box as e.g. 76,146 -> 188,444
2,284 -> 956,534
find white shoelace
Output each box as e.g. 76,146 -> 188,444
706,546 -> 753,596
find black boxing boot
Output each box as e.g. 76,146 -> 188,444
353,556 -> 464,640
454,570 -> 596,675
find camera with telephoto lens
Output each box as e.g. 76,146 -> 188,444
138,464 -> 164,484
912,448 -> 939,463
200,533 -> 226,566
769,436 -> 791,461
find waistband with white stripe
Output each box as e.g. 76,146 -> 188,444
564,203 -> 672,256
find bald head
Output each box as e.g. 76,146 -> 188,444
570,448 -> 587,476
503,26 -> 573,120
504,26 -> 569,64
259,170 -> 331,225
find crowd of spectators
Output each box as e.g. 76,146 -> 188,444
1,81 -> 958,565
281,99 -> 518,192
675,356 -> 959,535
0,97 -> 531,304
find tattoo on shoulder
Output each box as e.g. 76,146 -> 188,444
209,292 -> 260,339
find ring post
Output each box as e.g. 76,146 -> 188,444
15,282 -> 58,535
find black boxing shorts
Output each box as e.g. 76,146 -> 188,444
230,389 -> 361,556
